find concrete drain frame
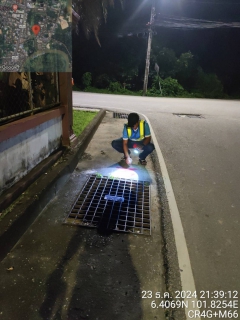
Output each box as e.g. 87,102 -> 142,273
113,112 -> 129,119
65,174 -> 151,235
173,113 -> 204,119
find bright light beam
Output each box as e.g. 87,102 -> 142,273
110,168 -> 139,180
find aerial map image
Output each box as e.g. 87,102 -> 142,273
0,0 -> 72,72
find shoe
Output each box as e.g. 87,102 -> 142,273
139,159 -> 147,165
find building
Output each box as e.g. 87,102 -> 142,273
0,72 -> 74,195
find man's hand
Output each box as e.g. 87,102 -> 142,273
126,157 -> 132,165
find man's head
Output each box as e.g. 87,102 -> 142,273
127,113 -> 139,129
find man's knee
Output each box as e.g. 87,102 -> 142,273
145,143 -> 155,152
112,139 -> 120,150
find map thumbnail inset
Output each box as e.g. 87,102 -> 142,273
0,0 -> 72,72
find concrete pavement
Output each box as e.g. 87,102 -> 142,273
73,93 -> 240,320
0,109 -> 182,320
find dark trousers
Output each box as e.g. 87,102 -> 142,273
111,138 -> 155,160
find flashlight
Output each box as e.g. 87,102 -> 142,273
133,143 -> 140,154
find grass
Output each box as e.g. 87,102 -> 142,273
72,85 -> 142,96
73,110 -> 98,137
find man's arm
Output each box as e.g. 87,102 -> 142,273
142,122 -> 151,146
143,136 -> 151,146
136,136 -> 151,149
123,139 -> 130,157
123,139 -> 132,164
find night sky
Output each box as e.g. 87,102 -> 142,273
73,0 -> 240,95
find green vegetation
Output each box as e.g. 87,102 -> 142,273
52,25 -> 72,53
22,52 -> 69,72
23,39 -> 35,55
82,72 -> 92,87
84,85 -> 139,96
51,43 -> 71,59
73,110 -> 98,136
0,34 -> 4,45
46,9 -> 57,19
75,34 -> 240,98
80,72 -> 140,95
27,11 -> 43,26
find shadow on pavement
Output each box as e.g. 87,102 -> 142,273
39,227 -> 143,320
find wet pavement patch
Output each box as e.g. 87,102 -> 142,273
113,112 -> 129,119
65,174 -> 151,235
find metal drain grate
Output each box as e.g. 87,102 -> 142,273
113,112 -> 129,119
65,175 -> 151,235
173,113 -> 203,118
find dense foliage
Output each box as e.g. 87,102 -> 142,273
72,0 -> 123,45
72,1 -> 240,99
74,39 -> 237,99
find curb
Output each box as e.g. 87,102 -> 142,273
0,108 -> 106,262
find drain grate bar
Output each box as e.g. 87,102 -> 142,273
113,112 -> 129,119
82,175 -> 108,224
65,175 -> 151,235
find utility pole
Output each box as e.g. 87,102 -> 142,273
143,0 -> 156,96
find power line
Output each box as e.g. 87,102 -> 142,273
154,15 -> 240,29
183,0 -> 240,3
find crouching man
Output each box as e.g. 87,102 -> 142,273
111,112 -> 155,165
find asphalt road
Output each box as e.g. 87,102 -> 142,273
73,92 -> 240,315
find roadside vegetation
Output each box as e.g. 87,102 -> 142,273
73,110 -> 98,136
73,45 -> 240,99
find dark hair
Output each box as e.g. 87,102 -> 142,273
127,113 -> 139,127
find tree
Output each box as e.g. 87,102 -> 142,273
72,0 -> 124,45
194,70 -> 223,98
160,77 -> 185,97
176,51 -> 198,91
82,72 -> 92,87
148,76 -> 185,97
46,9 -> 57,19
108,81 -> 122,92
95,74 -> 110,88
155,47 -> 178,79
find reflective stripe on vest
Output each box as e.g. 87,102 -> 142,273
127,120 -> 145,140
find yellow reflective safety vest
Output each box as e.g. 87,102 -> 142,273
127,120 -> 145,140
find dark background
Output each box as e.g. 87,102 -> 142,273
72,0 -> 240,96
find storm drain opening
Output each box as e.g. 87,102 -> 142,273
65,175 -> 151,235
113,112 -> 129,119
173,113 -> 204,119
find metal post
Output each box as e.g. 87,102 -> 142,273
155,63 -> 162,95
143,0 -> 156,96
158,72 -> 163,95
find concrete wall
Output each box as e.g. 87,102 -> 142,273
0,116 -> 62,195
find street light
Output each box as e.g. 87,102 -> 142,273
143,0 -> 156,96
